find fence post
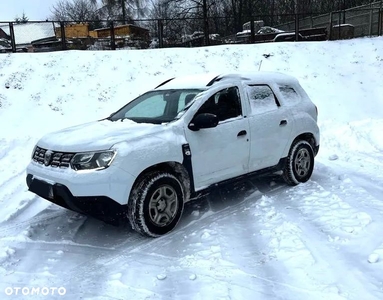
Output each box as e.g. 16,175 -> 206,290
250,17 -> 255,44
329,12 -> 333,40
60,22 -> 67,50
369,8 -> 373,36
295,14 -> 299,41
203,0 -> 209,46
158,19 -> 163,48
9,22 -> 16,53
379,8 -> 382,36
110,21 -> 116,50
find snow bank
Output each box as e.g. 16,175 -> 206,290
1,37 -> 383,300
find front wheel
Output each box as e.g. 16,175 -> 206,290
282,140 -> 314,186
128,172 -> 185,237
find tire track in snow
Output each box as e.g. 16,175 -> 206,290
274,177 -> 383,299
200,194 -> 327,299
59,178 -> 340,300
1,195 -> 51,224
311,164 -> 383,251
19,180 -> 281,299
0,209 -> 65,237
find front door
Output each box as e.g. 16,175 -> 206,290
184,86 -> 250,190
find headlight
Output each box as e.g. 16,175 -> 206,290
71,150 -> 116,171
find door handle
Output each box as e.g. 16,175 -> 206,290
237,130 -> 247,137
279,120 -> 287,126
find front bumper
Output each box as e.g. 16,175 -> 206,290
26,160 -> 136,206
26,174 -> 126,225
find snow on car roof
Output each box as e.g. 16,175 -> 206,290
156,71 -> 298,90
155,73 -> 221,90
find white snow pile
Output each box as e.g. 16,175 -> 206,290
0,37 -> 383,299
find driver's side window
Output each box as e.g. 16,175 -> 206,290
196,87 -> 242,122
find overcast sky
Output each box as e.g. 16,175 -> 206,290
0,0 -> 60,21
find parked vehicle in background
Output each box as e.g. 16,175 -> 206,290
273,32 -> 306,42
257,26 -> 285,34
0,38 -> 27,53
26,72 -> 320,237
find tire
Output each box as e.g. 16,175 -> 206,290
282,140 -> 314,186
128,171 -> 185,237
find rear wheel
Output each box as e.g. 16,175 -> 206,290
128,171 -> 184,237
282,140 -> 314,186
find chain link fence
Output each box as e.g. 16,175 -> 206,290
1,2 -> 382,53
279,1 -> 383,39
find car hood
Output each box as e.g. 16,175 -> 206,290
37,119 -> 169,152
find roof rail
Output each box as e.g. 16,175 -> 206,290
206,75 -> 221,87
155,77 -> 175,89
206,73 -> 251,86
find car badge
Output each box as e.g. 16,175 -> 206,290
44,150 -> 53,166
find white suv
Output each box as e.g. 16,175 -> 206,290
26,72 -> 320,237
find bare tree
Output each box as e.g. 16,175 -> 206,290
93,0 -> 148,22
50,0 -> 99,21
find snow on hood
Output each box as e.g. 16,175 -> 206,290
37,119 -> 166,152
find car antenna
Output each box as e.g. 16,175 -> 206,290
258,60 -> 263,71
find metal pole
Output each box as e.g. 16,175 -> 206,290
369,8 -> 373,36
203,0 -> 209,46
158,19 -> 164,48
110,21 -> 116,50
9,22 -> 16,53
60,21 -> 66,50
343,0 -> 346,24
250,17 -> 255,44
295,0 -> 299,41
329,12 -> 333,40
121,0 -> 127,24
380,1 -> 383,35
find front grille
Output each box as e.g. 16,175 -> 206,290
33,147 -> 74,169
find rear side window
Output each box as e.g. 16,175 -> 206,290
246,85 -> 278,114
279,86 -> 301,105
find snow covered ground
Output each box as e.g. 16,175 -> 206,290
0,37 -> 383,299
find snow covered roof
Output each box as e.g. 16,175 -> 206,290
0,22 -> 55,45
156,73 -> 220,90
156,71 -> 299,90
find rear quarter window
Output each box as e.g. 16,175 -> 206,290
279,86 -> 301,105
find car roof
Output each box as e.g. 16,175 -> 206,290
155,71 -> 299,90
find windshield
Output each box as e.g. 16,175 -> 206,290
109,89 -> 203,124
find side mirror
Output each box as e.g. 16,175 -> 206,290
188,113 -> 219,131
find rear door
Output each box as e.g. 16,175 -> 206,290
246,84 -> 294,171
